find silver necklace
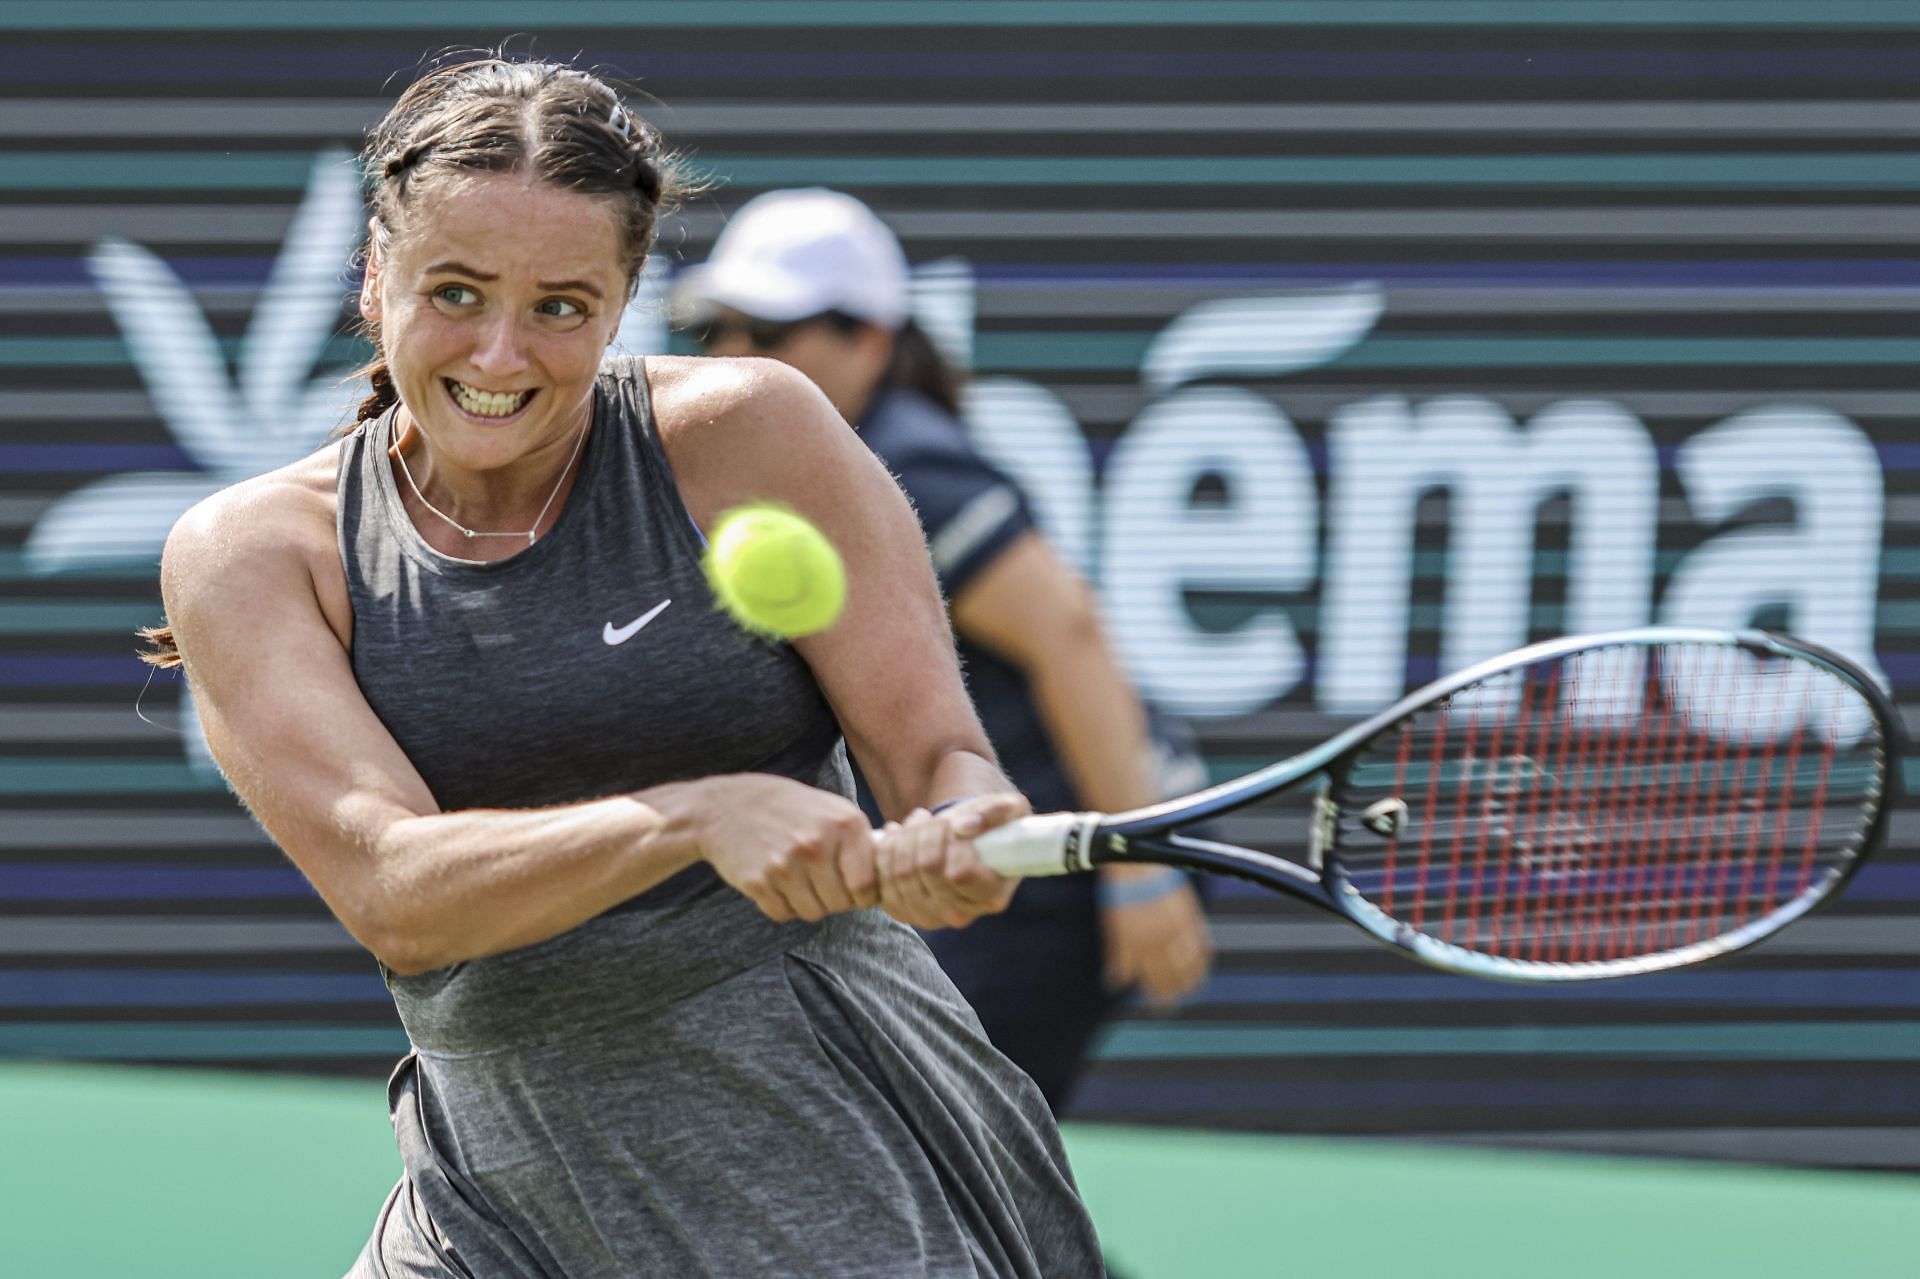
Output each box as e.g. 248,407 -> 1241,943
392,411 -> 591,546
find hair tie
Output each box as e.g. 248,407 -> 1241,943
634,157 -> 661,202
383,142 -> 432,180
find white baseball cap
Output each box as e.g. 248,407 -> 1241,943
675,188 -> 910,330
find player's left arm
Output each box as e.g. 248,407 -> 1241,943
654,356 -> 1020,926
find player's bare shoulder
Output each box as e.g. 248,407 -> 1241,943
648,349 -> 814,418
643,355 -> 854,524
161,441 -> 352,645
165,443 -> 342,574
645,354 -> 833,446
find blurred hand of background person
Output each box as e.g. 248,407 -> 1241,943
1097,864 -> 1214,1010
945,529 -> 1213,1012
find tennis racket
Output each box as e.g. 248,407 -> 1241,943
976,627 -> 1900,982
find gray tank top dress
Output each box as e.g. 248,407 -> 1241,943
338,358 -> 1100,1278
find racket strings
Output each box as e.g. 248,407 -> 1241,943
1330,642 -> 1884,964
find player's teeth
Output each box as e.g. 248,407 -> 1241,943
449,381 -> 532,417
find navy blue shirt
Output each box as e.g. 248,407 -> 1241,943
855,388 -> 1210,1112
855,389 -> 1081,816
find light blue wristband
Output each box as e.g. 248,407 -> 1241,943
1097,867 -> 1188,909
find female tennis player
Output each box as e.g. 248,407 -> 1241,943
147,59 -> 1101,1277
675,190 -> 1213,1111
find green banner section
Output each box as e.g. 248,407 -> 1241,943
1102,1021 -> 1920,1061
0,760 -> 227,796
2,1062 -> 1912,1279
0,1024 -> 409,1058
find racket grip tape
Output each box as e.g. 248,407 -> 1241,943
971,812 -> 1102,877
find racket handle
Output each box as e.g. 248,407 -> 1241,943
972,812 -> 1102,877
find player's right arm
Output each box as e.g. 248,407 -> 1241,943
160,468 -> 867,975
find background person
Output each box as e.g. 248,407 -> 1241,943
148,60 -> 1102,1277
676,188 -> 1214,1113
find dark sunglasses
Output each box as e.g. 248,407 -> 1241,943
690,310 -> 863,352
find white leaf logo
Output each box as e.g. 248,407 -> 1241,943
25,149 -> 367,574
1141,284 -> 1385,394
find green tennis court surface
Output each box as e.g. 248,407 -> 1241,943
1,1061 -> 1910,1277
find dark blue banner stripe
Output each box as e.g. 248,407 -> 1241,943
1073,1072 -> 1920,1115
0,445 -> 197,472
1337,864 -> 1883,910
17,256 -> 1920,291
977,260 -> 1920,287
0,865 -> 313,901
0,1022 -> 407,1059
1211,864 -> 1920,903
0,257 -> 280,288
0,655 -> 162,687
1188,970 -> 1920,1008
0,969 -> 385,1007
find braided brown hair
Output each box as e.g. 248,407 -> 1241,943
350,57 -> 696,425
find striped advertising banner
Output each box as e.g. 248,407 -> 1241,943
2,2 -> 1915,1169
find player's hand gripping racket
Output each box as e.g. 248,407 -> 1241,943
976,628 -> 1900,982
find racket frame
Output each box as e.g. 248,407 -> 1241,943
988,626 -> 1900,982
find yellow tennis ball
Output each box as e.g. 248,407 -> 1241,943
704,503 -> 847,639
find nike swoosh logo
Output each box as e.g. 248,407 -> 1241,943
602,599 -> 672,646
